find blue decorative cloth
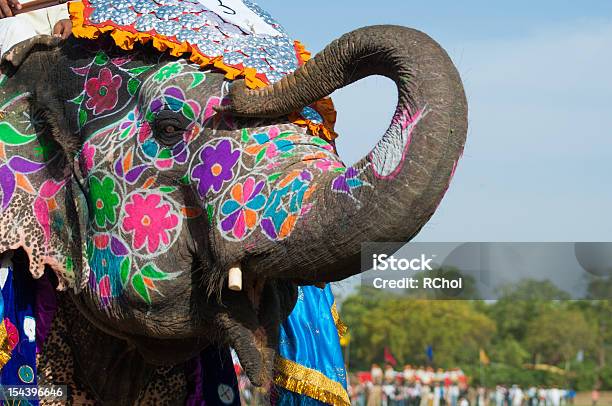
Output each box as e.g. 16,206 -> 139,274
0,252 -> 38,406
274,387 -> 327,406
274,285 -> 349,406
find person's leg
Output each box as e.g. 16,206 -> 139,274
44,3 -> 69,33
0,14 -> 36,56
0,4 -> 68,57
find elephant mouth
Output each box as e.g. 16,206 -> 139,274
110,278 -> 294,387
72,262 -> 297,387
245,276 -> 267,312
215,277 -> 297,387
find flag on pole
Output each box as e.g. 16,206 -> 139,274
384,347 -> 397,366
426,345 -> 434,363
479,349 -> 490,365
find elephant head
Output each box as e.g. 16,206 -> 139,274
0,23 -> 466,386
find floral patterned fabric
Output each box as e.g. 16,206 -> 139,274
0,252 -> 38,405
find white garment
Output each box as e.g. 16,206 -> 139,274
511,387 -> 524,406
384,367 -> 396,384
433,386 -> 443,406
0,4 -> 68,56
371,366 -> 384,385
549,388 -> 561,406
496,386 -> 506,406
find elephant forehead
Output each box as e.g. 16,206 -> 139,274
69,0 -> 305,86
139,63 -> 224,102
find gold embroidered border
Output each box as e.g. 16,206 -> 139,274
331,302 -> 348,338
274,357 -> 350,406
0,321 -> 12,368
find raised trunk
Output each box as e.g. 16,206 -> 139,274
226,25 -> 467,282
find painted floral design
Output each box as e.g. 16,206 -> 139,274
122,193 -> 179,253
148,87 -> 200,122
0,156 -> 45,210
312,158 -> 344,173
332,168 -> 363,194
191,139 -> 240,198
245,127 -> 298,163
202,96 -> 234,128
137,87 -> 201,170
139,137 -> 190,171
118,110 -> 139,140
131,263 -> 177,304
153,62 -> 182,81
34,179 -> 67,244
89,175 -> 121,228
137,120 -> 152,143
85,68 -> 122,115
60,53 -> 349,305
87,234 -> 130,303
261,170 -> 313,240
81,142 -> 96,174
220,177 -> 266,239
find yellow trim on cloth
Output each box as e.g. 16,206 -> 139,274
0,320 -> 12,368
68,1 -> 338,141
331,301 -> 348,338
274,357 -> 351,406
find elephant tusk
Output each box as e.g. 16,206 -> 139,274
228,265 -> 242,292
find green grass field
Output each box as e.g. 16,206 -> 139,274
574,391 -> 612,406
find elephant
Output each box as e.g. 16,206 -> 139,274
0,6 -> 467,404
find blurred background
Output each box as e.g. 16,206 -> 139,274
239,2 -> 612,405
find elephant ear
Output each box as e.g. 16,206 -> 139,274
0,37 -> 86,291
1,35 -> 62,70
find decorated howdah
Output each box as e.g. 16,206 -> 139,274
74,0 -> 300,85
69,0 -> 338,140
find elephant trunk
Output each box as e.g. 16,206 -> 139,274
233,25 -> 467,282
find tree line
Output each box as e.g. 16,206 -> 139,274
339,271 -> 611,391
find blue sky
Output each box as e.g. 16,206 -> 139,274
262,1 -> 612,242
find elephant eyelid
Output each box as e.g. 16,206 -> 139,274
151,108 -> 191,139
152,118 -> 189,147
155,109 -> 190,126
157,118 -> 185,129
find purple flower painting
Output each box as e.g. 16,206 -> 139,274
191,139 -> 240,198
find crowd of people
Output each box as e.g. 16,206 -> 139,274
349,365 -> 470,406
347,364 -> 580,406
488,385 -> 577,406
234,362 -> 584,406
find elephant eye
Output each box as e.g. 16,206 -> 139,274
152,109 -> 190,147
